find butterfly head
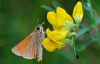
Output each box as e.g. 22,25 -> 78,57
35,22 -> 45,40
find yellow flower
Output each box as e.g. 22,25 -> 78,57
42,7 -> 74,52
72,1 -> 83,23
42,1 -> 83,52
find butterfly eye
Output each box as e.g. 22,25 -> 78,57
36,26 -> 40,30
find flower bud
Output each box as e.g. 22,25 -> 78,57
72,1 -> 83,23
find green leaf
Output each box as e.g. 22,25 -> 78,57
96,16 -> 100,24
75,26 -> 91,39
52,1 -> 62,9
41,5 -> 55,11
82,0 -> 97,26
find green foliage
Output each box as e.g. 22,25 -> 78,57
75,25 -> 91,38
41,5 -> 55,12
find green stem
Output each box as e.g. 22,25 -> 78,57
92,26 -> 100,43
71,36 -> 78,64
71,23 -> 79,64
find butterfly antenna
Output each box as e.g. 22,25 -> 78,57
37,18 -> 45,25
37,18 -> 39,24
41,22 -> 45,25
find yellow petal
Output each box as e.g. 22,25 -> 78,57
56,7 -> 67,26
65,13 -> 74,23
46,27 -> 67,42
72,1 -> 83,22
46,28 -> 51,34
47,12 -> 56,26
42,38 -> 56,52
56,7 -> 74,26
53,41 -> 62,49
53,25 -> 59,30
47,30 -> 67,41
54,40 -> 64,47
56,7 -> 67,18
53,25 -> 64,31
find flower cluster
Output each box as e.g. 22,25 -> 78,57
42,1 -> 83,52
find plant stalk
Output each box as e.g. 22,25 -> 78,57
71,36 -> 78,64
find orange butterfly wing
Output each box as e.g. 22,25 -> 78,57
12,31 -> 36,59
18,33 -> 32,55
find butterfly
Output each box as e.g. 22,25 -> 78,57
12,22 -> 45,62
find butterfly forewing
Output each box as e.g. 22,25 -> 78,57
12,32 -> 36,58
22,36 -> 37,59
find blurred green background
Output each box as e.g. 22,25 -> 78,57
0,0 -> 100,64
